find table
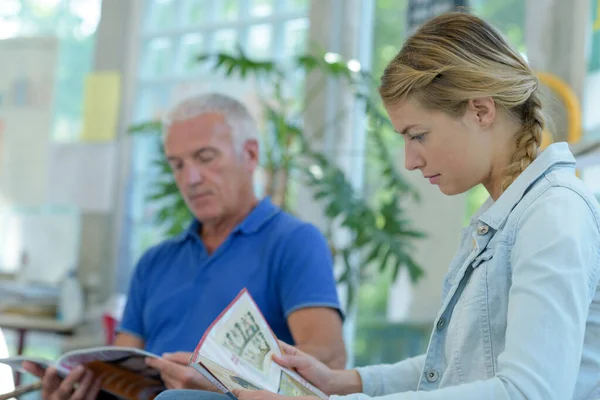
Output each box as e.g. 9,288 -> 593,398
0,314 -> 77,385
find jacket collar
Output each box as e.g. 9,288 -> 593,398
474,142 -> 576,230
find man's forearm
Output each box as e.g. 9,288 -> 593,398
296,342 -> 347,369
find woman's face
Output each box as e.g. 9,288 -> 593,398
385,97 -> 499,196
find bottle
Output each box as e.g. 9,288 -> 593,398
58,269 -> 84,325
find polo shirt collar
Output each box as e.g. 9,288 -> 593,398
176,197 -> 280,242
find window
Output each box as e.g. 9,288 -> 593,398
124,0 -> 311,273
0,0 -> 101,142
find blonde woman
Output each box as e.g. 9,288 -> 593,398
157,11 -> 600,400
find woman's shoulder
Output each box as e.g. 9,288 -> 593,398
509,170 -> 600,241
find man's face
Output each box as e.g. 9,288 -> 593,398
164,112 -> 259,223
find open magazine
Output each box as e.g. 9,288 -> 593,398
0,346 -> 165,400
190,289 -> 328,400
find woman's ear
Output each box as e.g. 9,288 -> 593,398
467,97 -> 496,128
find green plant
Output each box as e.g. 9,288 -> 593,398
128,48 -> 425,309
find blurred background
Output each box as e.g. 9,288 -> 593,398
0,0 -> 599,395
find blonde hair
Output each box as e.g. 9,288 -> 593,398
379,12 -> 544,192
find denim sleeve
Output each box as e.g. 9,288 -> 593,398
331,187 -> 600,400
277,223 -> 342,317
354,354 -> 425,396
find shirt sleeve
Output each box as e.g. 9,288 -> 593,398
277,223 -> 342,318
117,249 -> 155,340
332,187 -> 600,400
356,354 -> 426,396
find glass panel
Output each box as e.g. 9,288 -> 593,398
181,0 -> 211,27
282,0 -> 309,12
249,0 -> 274,17
471,0 -> 526,50
214,0 -> 238,22
132,134 -> 162,176
130,221 -> 165,263
247,24 -> 272,59
177,33 -> 205,75
144,0 -> 177,33
134,85 -> 170,122
282,18 -> 308,58
0,0 -> 21,17
140,38 -> 174,78
213,29 -> 238,53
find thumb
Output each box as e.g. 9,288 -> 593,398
162,352 -> 193,365
22,361 -> 46,378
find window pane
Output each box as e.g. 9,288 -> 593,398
282,18 -> 308,58
282,0 -> 309,12
132,134 -> 162,176
250,0 -> 274,17
0,0 -> 21,17
247,24 -> 272,59
176,33 -> 205,75
214,0 -> 238,22
213,29 -> 237,53
140,38 -> 174,78
134,85 -> 170,122
144,0 -> 177,33
181,0 -> 211,27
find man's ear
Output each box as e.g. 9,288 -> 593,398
242,139 -> 260,169
467,97 -> 496,128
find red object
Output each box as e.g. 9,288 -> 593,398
102,313 -> 118,345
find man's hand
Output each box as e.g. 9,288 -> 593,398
21,362 -> 101,400
232,389 -> 319,400
145,352 -> 216,390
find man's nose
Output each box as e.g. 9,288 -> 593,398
183,165 -> 203,185
404,145 -> 425,171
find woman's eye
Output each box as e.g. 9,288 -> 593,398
411,133 -> 426,141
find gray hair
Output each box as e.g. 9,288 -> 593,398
162,92 -> 259,154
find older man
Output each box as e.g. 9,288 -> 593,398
24,93 -> 345,397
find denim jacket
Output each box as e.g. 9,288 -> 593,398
335,143 -> 600,400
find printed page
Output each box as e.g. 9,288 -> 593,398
0,356 -> 54,374
191,289 -> 327,399
86,360 -> 164,400
194,354 -> 264,392
192,289 -> 281,390
57,346 -> 162,381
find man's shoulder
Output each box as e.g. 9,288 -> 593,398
134,234 -> 189,272
266,209 -> 327,242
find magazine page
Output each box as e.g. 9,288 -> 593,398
0,356 -> 54,374
56,346 -> 162,381
193,354 -> 264,394
190,289 -> 327,399
86,360 -> 165,400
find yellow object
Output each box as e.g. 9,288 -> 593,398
81,72 -> 121,142
536,72 -> 582,148
594,0 -> 600,31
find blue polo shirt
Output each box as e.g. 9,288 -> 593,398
118,197 -> 341,355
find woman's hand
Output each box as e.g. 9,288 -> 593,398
273,341 -> 336,395
274,341 -> 363,396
